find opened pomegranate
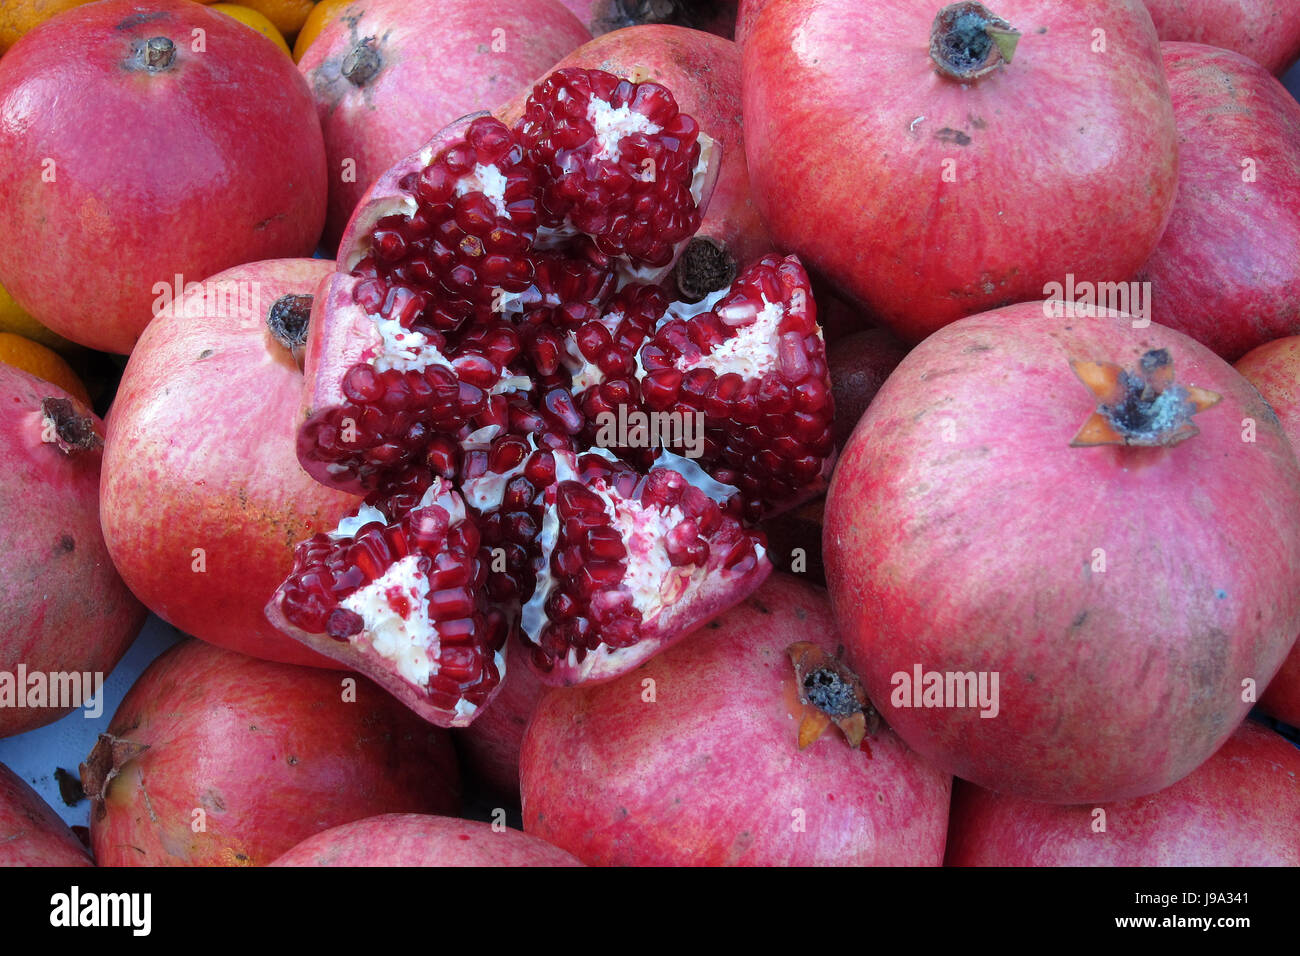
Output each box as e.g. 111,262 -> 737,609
1142,0 -> 1300,75
81,640 -> 461,867
0,762 -> 93,867
743,0 -> 1179,343
824,303 -> 1300,803
561,0 -> 739,38
1134,42 -> 1300,361
0,0 -> 327,354
0,364 -> 144,738
521,574 -> 951,865
101,260 -> 358,669
271,813 -> 582,866
947,721 -> 1300,865
1235,335 -> 1300,728
299,0 -> 590,250
268,67 -> 835,726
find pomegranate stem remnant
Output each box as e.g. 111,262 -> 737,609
787,641 -> 879,750
1070,348 -> 1222,447
930,2 -> 1021,81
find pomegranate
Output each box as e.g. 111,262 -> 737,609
457,651 -> 548,799
520,574 -> 952,866
0,0 -> 327,355
1142,0 -> 1300,75
267,67 -> 835,726
561,1 -> 739,38
497,25 -> 773,302
271,813 -> 582,866
743,0 -> 1179,344
1235,335 -> 1300,728
823,303 -> 1300,803
0,364 -> 144,738
947,720 -> 1300,865
1133,43 -> 1300,361
101,259 -> 358,669
0,762 -> 93,867
826,328 -> 909,451
299,0 -> 590,251
734,0 -> 773,47
81,639 -> 461,867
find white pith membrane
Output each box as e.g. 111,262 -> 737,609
329,479 -> 504,722
587,97 -> 662,163
456,163 -> 509,216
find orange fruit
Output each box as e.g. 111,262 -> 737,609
0,332 -> 91,405
209,3 -> 293,57
0,0 -> 94,53
234,0 -> 316,36
294,0 -> 349,62
0,281 -> 79,353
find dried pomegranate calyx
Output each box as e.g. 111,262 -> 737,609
930,2 -> 1021,81
788,642 -> 880,750
1069,348 -> 1222,447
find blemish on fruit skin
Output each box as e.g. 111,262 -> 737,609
1071,610 -> 1088,628
934,128 -> 971,146
197,349 -> 214,360
55,535 -> 75,554
1215,589 -> 1228,600
116,12 -> 168,31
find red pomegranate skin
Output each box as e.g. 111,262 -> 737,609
0,0 -> 327,355
1137,42 -> 1300,360
457,649 -> 548,800
86,640 -> 461,867
521,574 -> 952,866
742,0 -> 1179,344
101,259 -> 358,669
823,303 -> 1300,803
946,721 -> 1300,865
561,1 -> 738,38
734,0 -> 773,47
0,763 -> 93,867
0,365 -> 145,738
271,813 -> 581,866
300,0 -> 589,250
1235,335 -> 1300,728
827,328 -> 909,451
1142,0 -> 1300,75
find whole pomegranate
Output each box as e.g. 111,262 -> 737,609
271,813 -> 582,866
101,259 -> 358,669
266,68 -> 835,727
1235,335 -> 1300,728
0,763 -> 93,867
299,0 -> 590,250
743,0 -> 1179,343
457,649 -> 547,799
520,574 -> 953,866
1134,43 -> 1300,361
561,0 -> 738,38
0,0 -> 327,355
1142,0 -> 1300,75
0,364 -> 144,738
81,640 -> 461,867
823,303 -> 1300,803
947,721 -> 1300,865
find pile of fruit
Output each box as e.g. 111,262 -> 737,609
1,0 -> 1299,868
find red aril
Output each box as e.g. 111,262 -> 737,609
0,762 -> 92,866
1142,0 -> 1300,75
520,574 -> 952,866
0,0 -> 327,354
823,303 -> 1300,803
101,259 -> 358,669
743,0 -> 1179,344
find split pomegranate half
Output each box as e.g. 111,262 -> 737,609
269,68 -> 835,726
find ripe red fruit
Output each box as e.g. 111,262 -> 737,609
946,721 -> 1300,865
743,0 -> 1179,343
0,763 -> 93,866
826,328 -> 909,451
824,303 -> 1300,803
1142,0 -> 1300,75
300,0 -> 590,251
560,0 -> 738,38
520,574 -> 952,866
1134,43 -> 1300,361
81,640 -> 461,867
457,657 -> 547,798
271,814 -> 582,866
0,365 -> 144,738
1235,335 -> 1300,728
0,0 -> 327,354
101,259 -> 359,669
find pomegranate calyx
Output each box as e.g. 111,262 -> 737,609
673,236 -> 737,302
135,36 -> 176,72
342,39 -> 382,87
79,733 -> 150,818
267,293 -> 313,369
930,2 -> 1021,81
41,397 -> 103,454
1069,349 -> 1223,448
787,641 -> 879,750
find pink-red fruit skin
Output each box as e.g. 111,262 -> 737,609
1142,0 -> 1300,75
946,721 -> 1300,866
300,0 -> 590,250
0,365 -> 144,739
85,640 -> 461,867
101,259 -> 358,669
520,574 -> 952,866
0,763 -> 93,867
742,0 -> 1179,344
1134,43 -> 1300,361
824,304 -> 1300,803
271,813 -> 581,866
0,0 -> 327,354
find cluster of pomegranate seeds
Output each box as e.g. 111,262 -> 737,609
274,67 -> 832,722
